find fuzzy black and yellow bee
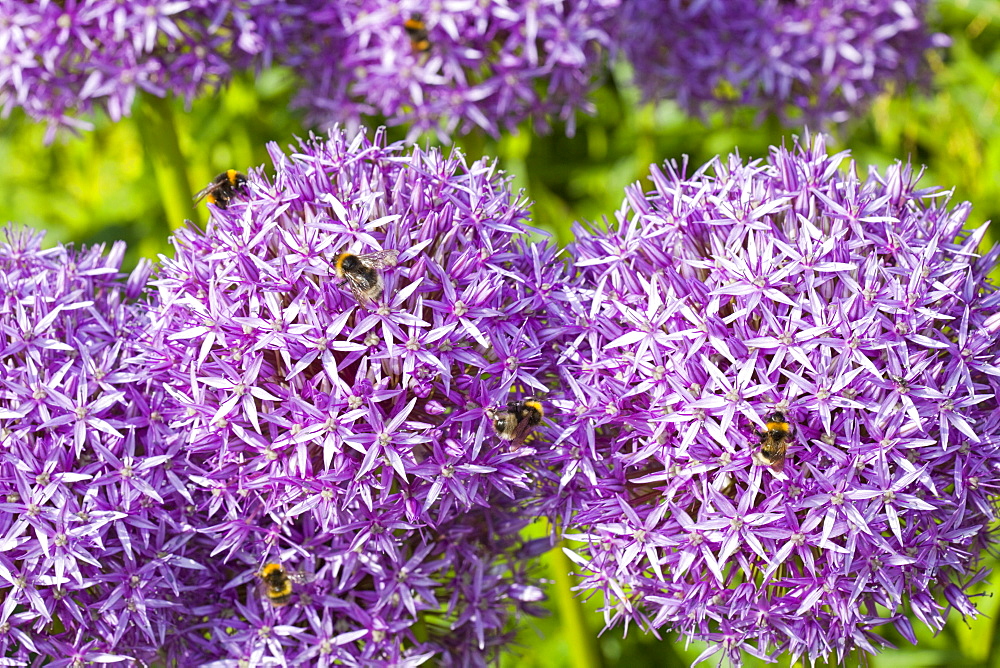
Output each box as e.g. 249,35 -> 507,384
194,169 -> 248,209
487,397 -> 544,446
404,14 -> 431,52
334,249 -> 399,307
257,562 -> 313,607
753,411 -> 792,473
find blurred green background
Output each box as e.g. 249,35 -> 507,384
4,0 -> 1000,666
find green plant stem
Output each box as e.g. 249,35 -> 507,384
983,592 -> 1000,667
135,94 -> 198,230
551,543 -> 604,668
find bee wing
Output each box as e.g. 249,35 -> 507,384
508,414 -> 538,446
356,249 -> 399,270
343,271 -> 383,308
192,182 -> 216,204
286,570 -> 315,584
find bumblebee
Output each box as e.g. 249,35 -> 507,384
404,14 -> 431,52
487,397 -> 544,445
194,169 -> 248,209
257,562 -> 312,607
753,411 -> 792,472
334,249 -> 399,307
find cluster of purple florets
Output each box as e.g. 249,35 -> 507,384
0,0 -> 620,140
0,4 -> 989,668
5,129 -> 1000,666
273,0 -> 621,138
0,228 -> 194,664
545,134 -> 1000,665
0,0 -> 270,141
619,0 -> 946,124
1,0 -> 946,139
2,129 -> 564,665
143,129 -> 559,664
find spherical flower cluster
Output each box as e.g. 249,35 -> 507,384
0,0 -> 271,141
0,227 -> 194,664
149,128 -> 563,664
274,0 -> 620,139
548,134 -> 1000,665
618,0 -> 947,124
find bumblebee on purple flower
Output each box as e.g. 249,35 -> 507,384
487,397 -> 545,446
753,410 -> 794,473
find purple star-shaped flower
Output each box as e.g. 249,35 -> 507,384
545,133 -> 1000,665
149,128 -> 561,664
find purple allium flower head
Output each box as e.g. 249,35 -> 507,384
0,227 -> 196,663
619,0 -> 948,124
149,128 -> 562,664
0,1 -> 272,141
273,0 -> 619,139
548,133 -> 1000,665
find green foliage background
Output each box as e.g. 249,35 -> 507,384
3,1 -> 1000,666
